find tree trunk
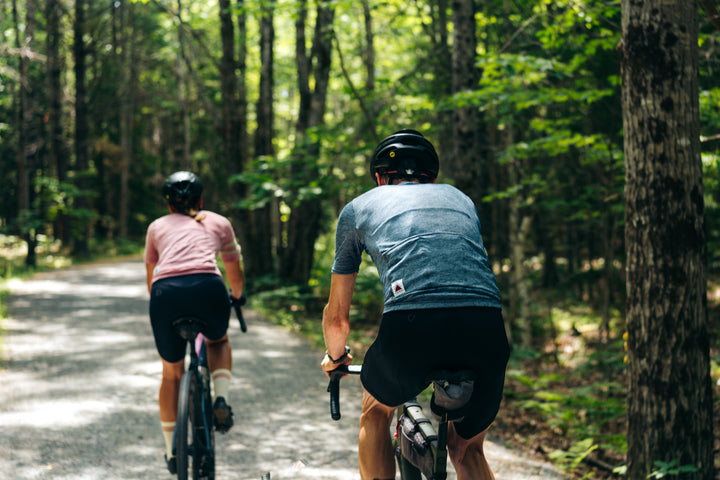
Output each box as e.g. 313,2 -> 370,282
621,2 -> 713,478
232,0 -> 251,275
247,2 -> 276,279
15,0 -> 39,267
361,0 -> 374,92
115,1 -> 135,239
279,0 -> 335,285
219,0 -> 253,280
450,0 -> 483,204
73,0 -> 90,255
432,0 -> 452,157
176,0 -> 191,169
46,0 -> 71,245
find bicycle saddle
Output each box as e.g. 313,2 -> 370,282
172,316 -> 207,341
427,370 -> 475,420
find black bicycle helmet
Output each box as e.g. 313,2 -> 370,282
162,171 -> 203,206
369,129 -> 439,184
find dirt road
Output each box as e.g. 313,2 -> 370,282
0,260 -> 564,480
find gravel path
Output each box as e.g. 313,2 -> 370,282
0,260 -> 565,480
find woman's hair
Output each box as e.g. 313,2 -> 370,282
170,196 -> 202,219
162,171 -> 205,220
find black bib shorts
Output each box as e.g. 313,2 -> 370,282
149,273 -> 231,363
360,306 -> 509,439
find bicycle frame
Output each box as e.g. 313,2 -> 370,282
327,365 -> 453,480
172,294 -> 247,480
174,318 -> 215,480
395,401 -> 448,480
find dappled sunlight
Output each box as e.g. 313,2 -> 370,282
1,317 -> 146,360
708,283 -> 720,304
99,370 -> 158,390
8,278 -> 147,298
0,399 -> 110,428
259,349 -> 292,359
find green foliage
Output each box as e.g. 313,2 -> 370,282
548,438 -> 597,475
704,152 -> 720,271
647,459 -> 698,479
250,284 -> 327,346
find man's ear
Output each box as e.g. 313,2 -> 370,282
375,173 -> 388,186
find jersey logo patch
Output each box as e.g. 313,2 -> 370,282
391,279 -> 406,297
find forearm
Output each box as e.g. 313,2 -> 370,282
322,304 -> 351,360
321,273 -> 357,363
145,263 -> 156,294
224,261 -> 245,299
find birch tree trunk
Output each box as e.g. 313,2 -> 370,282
621,1 -> 713,477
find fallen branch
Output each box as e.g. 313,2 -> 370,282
701,133 -> 720,143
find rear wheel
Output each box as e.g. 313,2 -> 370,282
192,371 -> 215,479
395,449 -> 423,480
176,372 -> 193,480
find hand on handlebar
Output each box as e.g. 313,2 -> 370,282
229,293 -> 248,333
326,364 -> 361,420
321,351 -> 353,378
229,293 -> 246,306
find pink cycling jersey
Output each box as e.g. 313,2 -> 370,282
144,211 -> 241,283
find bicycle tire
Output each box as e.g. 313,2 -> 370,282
192,368 -> 214,480
395,448 -> 423,480
176,371 -> 193,480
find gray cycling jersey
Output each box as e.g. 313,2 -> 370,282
332,182 -> 501,312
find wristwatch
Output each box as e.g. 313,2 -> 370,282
327,345 -> 351,364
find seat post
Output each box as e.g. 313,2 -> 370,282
433,413 -> 448,480
172,316 -> 206,365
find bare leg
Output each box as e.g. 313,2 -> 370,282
205,334 -> 232,404
358,389 -> 396,480
447,423 -> 494,480
159,358 -> 185,422
159,358 -> 184,459
205,334 -> 232,372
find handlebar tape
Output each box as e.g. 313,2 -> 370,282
231,294 -> 247,333
329,372 -> 343,420
327,365 -> 361,421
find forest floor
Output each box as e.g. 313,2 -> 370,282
489,283 -> 720,479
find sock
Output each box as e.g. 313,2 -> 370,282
211,369 -> 232,402
162,421 -> 175,458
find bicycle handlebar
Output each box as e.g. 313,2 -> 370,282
230,294 -> 247,333
327,364 -> 362,421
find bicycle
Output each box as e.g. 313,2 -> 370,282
172,294 -> 248,480
328,364 -> 475,480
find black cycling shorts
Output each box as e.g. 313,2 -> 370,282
149,273 -> 231,363
360,306 -> 509,439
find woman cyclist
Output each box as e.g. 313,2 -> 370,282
144,171 -> 245,474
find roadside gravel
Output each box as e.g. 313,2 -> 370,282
0,260 -> 565,480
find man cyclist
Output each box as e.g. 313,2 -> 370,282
144,171 -> 245,474
321,130 -> 509,480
